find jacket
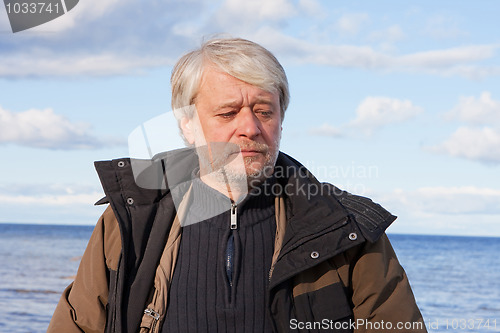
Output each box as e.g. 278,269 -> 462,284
48,150 -> 427,333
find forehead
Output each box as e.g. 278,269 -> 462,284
197,65 -> 278,105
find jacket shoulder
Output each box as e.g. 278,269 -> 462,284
324,183 -> 396,243
100,205 -> 122,271
275,152 -> 396,243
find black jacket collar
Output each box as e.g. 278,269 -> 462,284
94,149 -> 396,245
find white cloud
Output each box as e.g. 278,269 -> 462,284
366,25 -> 405,54
19,36 -> 493,78
385,186 -> 500,216
368,25 -> 405,43
348,97 -> 423,135
2,183 -> 99,196
0,183 -> 101,205
0,0 -> 200,77
378,186 -> 500,236
0,105 -> 123,149
0,192 -> 101,206
1,0 -> 499,79
446,91 -> 500,125
398,45 -> 495,69
0,53 -> 171,77
211,0 -> 297,32
252,28 -> 389,68
0,183 -> 104,224
429,126 -> 500,164
416,65 -> 500,80
419,186 -> 500,197
297,0 -> 325,18
335,13 -> 370,36
252,28 -> 500,79
308,96 -> 422,138
308,123 -> 342,137
430,92 -> 500,164
28,0 -> 122,33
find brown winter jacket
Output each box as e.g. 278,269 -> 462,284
48,150 -> 427,333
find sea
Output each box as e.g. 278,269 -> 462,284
0,224 -> 499,333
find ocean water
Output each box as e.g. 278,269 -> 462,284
0,224 -> 93,333
390,234 -> 500,332
0,224 -> 499,333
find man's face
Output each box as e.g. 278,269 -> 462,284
182,65 -> 282,185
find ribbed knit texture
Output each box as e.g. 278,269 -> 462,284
162,177 -> 276,332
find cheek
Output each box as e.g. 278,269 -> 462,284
263,125 -> 282,147
204,124 -> 234,143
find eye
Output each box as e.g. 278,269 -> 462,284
256,109 -> 273,118
217,111 -> 237,119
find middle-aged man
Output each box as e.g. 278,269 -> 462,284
48,37 -> 427,333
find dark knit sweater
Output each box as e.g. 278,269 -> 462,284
162,177 -> 276,332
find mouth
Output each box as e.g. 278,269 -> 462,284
239,150 -> 264,157
223,141 -> 269,158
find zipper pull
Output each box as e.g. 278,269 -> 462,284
144,308 -> 160,320
144,308 -> 160,332
230,203 -> 237,230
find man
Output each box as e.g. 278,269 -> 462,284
48,38 -> 427,332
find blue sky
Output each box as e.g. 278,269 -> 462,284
1,0 -> 499,236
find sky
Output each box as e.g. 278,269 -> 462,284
0,0 -> 499,236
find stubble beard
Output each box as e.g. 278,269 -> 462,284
197,139 -> 280,192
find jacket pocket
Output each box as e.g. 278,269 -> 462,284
291,261 -> 354,332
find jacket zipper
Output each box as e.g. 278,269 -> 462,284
268,264 -> 275,282
144,308 -> 160,332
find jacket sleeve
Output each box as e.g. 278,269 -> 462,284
47,206 -> 122,333
345,233 -> 427,333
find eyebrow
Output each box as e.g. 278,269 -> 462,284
214,101 -> 240,112
214,97 -> 274,112
253,97 -> 274,106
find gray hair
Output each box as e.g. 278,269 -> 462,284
171,37 -> 290,121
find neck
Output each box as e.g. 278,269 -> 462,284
199,171 -> 249,203
197,163 -> 273,203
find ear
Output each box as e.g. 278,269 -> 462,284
180,117 -> 196,145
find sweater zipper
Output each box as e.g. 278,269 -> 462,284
230,202 -> 237,229
226,202 -> 237,305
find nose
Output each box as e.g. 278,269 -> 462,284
236,108 -> 261,139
